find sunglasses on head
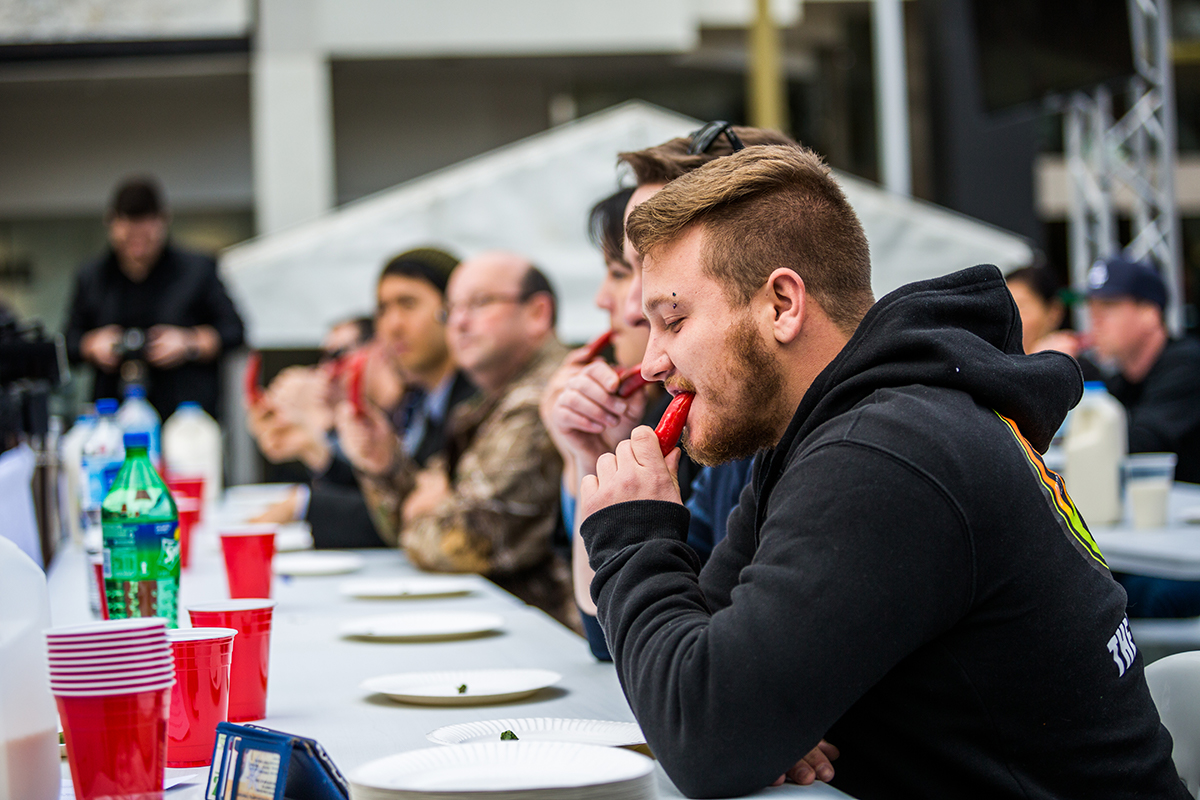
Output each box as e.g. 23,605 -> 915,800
687,121 -> 746,156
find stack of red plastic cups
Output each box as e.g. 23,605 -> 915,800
166,474 -> 205,569
45,619 -> 174,800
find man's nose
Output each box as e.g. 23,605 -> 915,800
622,270 -> 646,328
641,331 -> 672,383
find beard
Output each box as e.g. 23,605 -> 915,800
682,313 -> 790,467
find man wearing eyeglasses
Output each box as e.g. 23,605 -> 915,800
337,251 -> 575,630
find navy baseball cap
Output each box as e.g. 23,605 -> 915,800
1086,255 -> 1168,309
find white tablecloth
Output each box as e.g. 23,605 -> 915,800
1092,483 -> 1200,580
47,505 -> 847,799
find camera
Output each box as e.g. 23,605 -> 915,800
113,327 -> 147,363
0,312 -> 68,446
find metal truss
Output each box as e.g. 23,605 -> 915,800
1065,0 -> 1183,334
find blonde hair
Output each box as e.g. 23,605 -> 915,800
626,145 -> 873,335
617,126 -> 798,186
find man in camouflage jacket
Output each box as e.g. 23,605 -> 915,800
337,252 -> 575,629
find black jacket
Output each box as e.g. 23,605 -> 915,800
582,266 -> 1185,799
64,244 -> 245,420
1107,336 -> 1200,485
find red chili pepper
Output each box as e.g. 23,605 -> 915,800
244,351 -> 264,405
322,353 -> 349,380
654,392 -> 694,456
344,350 -> 370,416
580,329 -> 614,362
616,364 -> 651,398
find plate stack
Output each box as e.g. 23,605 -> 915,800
349,741 -> 657,800
46,618 -> 175,696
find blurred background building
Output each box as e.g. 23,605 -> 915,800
2,0 -> 1198,349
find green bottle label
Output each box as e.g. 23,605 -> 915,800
102,520 -> 180,626
103,520 -> 179,579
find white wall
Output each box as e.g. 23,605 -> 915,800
0,62 -> 253,216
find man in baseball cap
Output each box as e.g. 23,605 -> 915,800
1086,254 -> 1200,616
1085,255 -> 1198,481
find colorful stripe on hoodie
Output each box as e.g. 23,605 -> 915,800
996,411 -> 1108,569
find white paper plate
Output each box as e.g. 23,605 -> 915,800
350,741 -> 654,795
342,612 -> 503,642
426,718 -> 644,748
275,522 -> 314,552
274,551 -> 365,576
362,669 -> 559,706
339,576 -> 476,600
224,483 -> 297,500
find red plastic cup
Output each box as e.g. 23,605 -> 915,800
166,474 -> 205,516
56,685 -> 171,800
218,525 -> 276,598
167,627 -> 237,767
175,497 -> 202,570
90,554 -> 109,620
187,600 -> 275,723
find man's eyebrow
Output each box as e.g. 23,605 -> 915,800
643,293 -> 676,316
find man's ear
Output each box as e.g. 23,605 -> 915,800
766,268 -> 805,344
525,291 -> 556,332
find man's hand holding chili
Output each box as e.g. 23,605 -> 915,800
334,399 -> 397,477
548,359 -> 646,477
580,426 -> 682,519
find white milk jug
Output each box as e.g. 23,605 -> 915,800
0,536 -> 60,800
1063,382 -> 1127,527
59,411 -> 96,545
162,401 -> 223,516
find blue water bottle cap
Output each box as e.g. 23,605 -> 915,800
1083,381 -> 1108,393
124,432 -> 151,449
124,384 -> 147,399
95,398 -> 119,415
177,401 -> 201,411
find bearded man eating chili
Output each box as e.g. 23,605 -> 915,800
578,145 -> 1187,799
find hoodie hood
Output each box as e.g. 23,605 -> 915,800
783,264 -> 1083,459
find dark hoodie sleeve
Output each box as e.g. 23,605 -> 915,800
693,478 -> 759,613
63,267 -> 97,364
199,261 -> 245,352
581,441 -> 973,799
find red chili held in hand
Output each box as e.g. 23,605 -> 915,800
655,392 -> 694,456
580,329 -> 613,362
616,365 -> 650,398
344,351 -> 370,416
244,351 -> 264,405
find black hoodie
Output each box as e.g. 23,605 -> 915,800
582,266 -> 1186,799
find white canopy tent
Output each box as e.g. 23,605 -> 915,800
221,101 -> 1033,348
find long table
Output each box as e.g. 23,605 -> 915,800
1092,483 -> 1200,580
46,497 -> 847,799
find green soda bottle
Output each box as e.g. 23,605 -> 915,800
101,431 -> 180,627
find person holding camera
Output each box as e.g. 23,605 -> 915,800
64,176 -> 245,421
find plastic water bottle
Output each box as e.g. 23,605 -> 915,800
117,383 -> 162,471
1063,382 -> 1127,527
102,432 -> 180,627
81,399 -> 125,616
163,401 -> 223,517
0,537 -> 60,800
59,409 -> 96,546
